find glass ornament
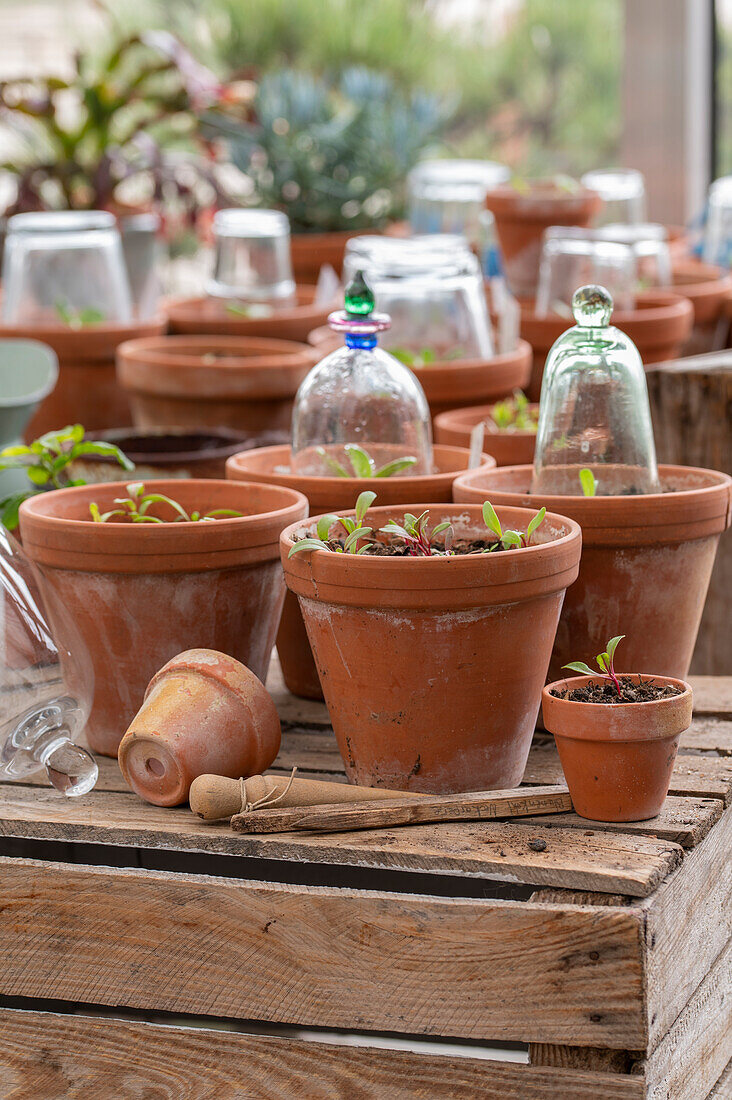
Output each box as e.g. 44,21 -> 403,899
532,284 -> 661,497
290,272 -> 433,477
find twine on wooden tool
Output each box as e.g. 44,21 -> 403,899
240,767 -> 298,813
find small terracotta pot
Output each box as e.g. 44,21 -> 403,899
453,463 -> 732,682
290,228 -> 370,281
0,317 -> 166,441
484,184 -> 602,299
520,291 -> 695,399
664,260 -> 732,356
281,503 -> 582,792
70,427 -> 252,483
165,285 -> 334,343
228,443 -> 497,700
434,403 -> 538,466
542,674 -> 693,821
118,649 -> 281,807
19,479 -> 307,756
117,334 -> 317,436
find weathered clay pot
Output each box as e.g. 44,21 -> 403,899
665,260 -> 732,356
228,444 -> 497,699
118,649 -> 281,807
70,427 -> 251,483
165,285 -> 333,343
484,184 -> 602,298
542,674 -> 692,822
117,334 -> 317,436
19,479 -> 307,756
434,402 -> 538,466
290,228 -> 365,281
0,318 -> 166,440
453,464 -> 732,681
281,503 -> 581,792
520,291 -> 695,399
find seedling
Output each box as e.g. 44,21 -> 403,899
89,482 -> 243,524
579,468 -> 597,497
54,300 -> 106,328
288,490 -> 376,557
316,445 -> 417,479
489,390 -> 538,433
380,510 -> 453,557
390,346 -> 465,367
0,424 -> 134,530
563,635 -> 626,698
481,500 -> 546,550
225,301 -> 273,319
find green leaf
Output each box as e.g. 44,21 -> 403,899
345,444 -> 375,478
380,520 -> 410,539
526,506 -> 547,543
288,537 -> 330,557
0,444 -> 33,457
204,509 -> 245,519
316,514 -> 340,541
355,490 -> 376,525
500,529 -> 523,548
26,466 -> 50,486
344,525 -> 372,552
340,516 -> 356,535
431,521 -> 452,536
315,447 -> 349,477
374,456 -> 417,478
579,468 -> 597,497
482,500 -> 502,539
0,490 -> 35,530
70,441 -> 135,470
606,635 -> 625,661
562,662 -> 596,677
596,653 -> 609,673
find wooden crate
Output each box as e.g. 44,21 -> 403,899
0,659 -> 729,1099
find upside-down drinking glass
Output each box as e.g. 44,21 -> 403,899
407,159 -> 510,247
580,168 -> 647,226
206,209 -> 296,304
536,229 -> 637,316
702,176 -> 732,268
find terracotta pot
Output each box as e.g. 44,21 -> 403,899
542,674 -> 692,821
281,503 -> 582,792
19,479 -> 307,756
165,285 -> 334,343
0,318 -> 166,441
118,648 -> 281,807
453,463 -> 732,682
70,427 -> 252,483
228,443 -> 497,700
117,334 -> 317,436
434,403 -> 538,466
520,291 -> 695,399
307,326 -> 533,419
484,184 -> 602,298
290,228 -> 367,281
664,260 -> 732,356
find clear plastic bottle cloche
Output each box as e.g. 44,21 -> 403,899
531,284 -> 661,496
290,272 -> 433,477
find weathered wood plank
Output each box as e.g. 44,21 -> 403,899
707,1060 -> 732,1100
687,676 -> 732,716
0,785 -> 683,897
520,796 -> 722,849
0,1009 -> 646,1099
0,857 -> 647,1047
267,653 -> 331,727
528,1044 -> 640,1075
680,716 -> 732,756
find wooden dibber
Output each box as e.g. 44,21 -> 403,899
231,785 -> 573,835
189,772 -> 423,821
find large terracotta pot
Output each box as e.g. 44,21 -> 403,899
290,229 -> 365,281
520,291 -> 695,399
228,443 -> 497,700
453,463 -> 732,682
484,184 -> 602,298
543,674 -> 692,822
434,402 -> 538,466
165,286 -> 333,343
19,479 -> 307,756
70,427 -> 252,483
665,260 -> 732,356
117,335 -> 317,436
0,318 -> 166,441
281,503 -> 581,792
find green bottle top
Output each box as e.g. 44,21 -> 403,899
344,270 -> 375,317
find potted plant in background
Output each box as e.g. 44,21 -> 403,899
433,390 -> 539,466
68,426 -> 253,483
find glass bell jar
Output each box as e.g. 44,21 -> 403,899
532,284 -> 661,497
206,209 -> 296,306
343,234 -> 494,362
290,272 -> 433,477
0,526 -> 98,795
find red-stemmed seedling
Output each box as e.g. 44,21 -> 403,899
482,500 -> 546,550
379,511 -> 453,557
563,635 -> 626,698
288,490 -> 377,557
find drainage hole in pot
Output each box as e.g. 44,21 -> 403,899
146,757 -> 165,777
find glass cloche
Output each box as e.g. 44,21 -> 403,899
290,272 -> 433,477
532,284 -> 661,496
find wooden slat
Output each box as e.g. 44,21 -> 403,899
0,785 -> 683,897
520,796 -> 722,849
680,717 -> 732,757
0,856 -> 647,1048
707,1060 -> 732,1100
687,676 -> 732,717
0,1008 -> 646,1100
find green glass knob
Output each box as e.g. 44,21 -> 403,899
344,270 -> 375,316
572,284 -> 613,328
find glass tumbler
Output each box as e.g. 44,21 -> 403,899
407,159 -> 510,247
702,176 -> 732,268
536,229 -> 637,317
581,168 -> 647,226
206,209 -> 296,304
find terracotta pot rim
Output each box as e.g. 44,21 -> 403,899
307,327 -> 533,372
434,402 -> 538,440
485,184 -> 600,217
117,334 -> 316,369
542,674 -> 692,742
669,259 -> 732,290
84,427 -> 249,466
144,647 -> 262,707
522,291 -> 693,327
165,285 -> 327,322
0,316 -> 167,361
0,315 -> 167,339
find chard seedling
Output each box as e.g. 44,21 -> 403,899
490,390 -> 538,433
380,510 -> 453,557
288,490 -> 377,557
563,635 -> 626,698
481,500 -> 546,550
89,482 -> 244,524
390,346 -> 465,367
225,301 -> 273,319
0,424 -> 134,531
579,468 -> 597,497
54,301 -> 106,328
315,445 -> 417,479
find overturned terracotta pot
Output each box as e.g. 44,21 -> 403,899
165,285 -> 334,343
19,479 -> 307,756
281,503 -> 581,792
542,674 -> 692,822
117,334 -> 317,436
0,317 -> 166,441
70,427 -> 251,483
118,649 -> 281,807
434,402 -> 538,466
228,443 -> 497,699
453,463 -> 732,681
